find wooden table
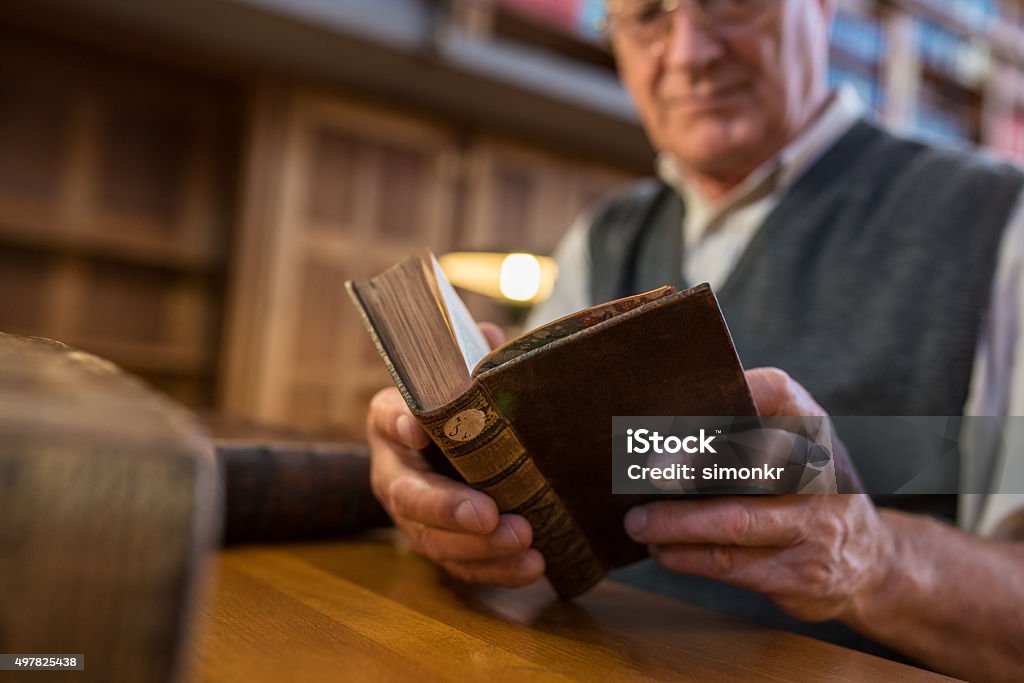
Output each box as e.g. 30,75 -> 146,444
192,530 -> 956,682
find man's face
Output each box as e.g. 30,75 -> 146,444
610,0 -> 832,181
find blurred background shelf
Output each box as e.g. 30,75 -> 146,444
1,0 -> 1023,437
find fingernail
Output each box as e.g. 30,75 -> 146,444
455,499 -> 484,533
396,414 -> 418,445
496,523 -> 523,549
625,507 -> 648,539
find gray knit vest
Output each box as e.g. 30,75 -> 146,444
588,120 -> 1022,502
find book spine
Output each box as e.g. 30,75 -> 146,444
216,441 -> 392,544
419,384 -> 604,598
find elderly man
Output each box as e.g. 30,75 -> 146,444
366,0 -> 1024,680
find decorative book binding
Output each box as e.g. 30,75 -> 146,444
420,383 -> 603,597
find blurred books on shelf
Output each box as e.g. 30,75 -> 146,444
914,79 -> 978,145
829,6 -> 885,110
925,0 -> 1000,32
497,0 -> 607,40
991,108 -> 1024,162
497,0 -> 578,31
825,0 -> 1023,156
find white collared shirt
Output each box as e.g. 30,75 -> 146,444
527,86 -> 1024,535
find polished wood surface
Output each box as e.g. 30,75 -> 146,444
193,530 -> 956,682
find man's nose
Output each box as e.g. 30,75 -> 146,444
660,10 -> 726,70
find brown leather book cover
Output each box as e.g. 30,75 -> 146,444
349,260 -> 757,597
474,285 -> 758,570
215,440 -> 391,545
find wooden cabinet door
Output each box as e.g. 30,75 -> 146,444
222,87 -> 459,436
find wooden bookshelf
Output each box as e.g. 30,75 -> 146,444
219,87 -> 636,437
0,2 -> 642,436
0,29 -> 237,407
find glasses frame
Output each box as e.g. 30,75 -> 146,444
602,0 -> 775,56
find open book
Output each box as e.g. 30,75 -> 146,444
347,250 -> 757,597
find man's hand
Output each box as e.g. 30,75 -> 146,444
365,323 -> 545,587
625,367 -> 892,622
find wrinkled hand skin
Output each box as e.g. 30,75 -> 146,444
365,322 -> 545,587
627,492 -> 892,622
625,368 -> 889,623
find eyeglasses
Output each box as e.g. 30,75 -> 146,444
605,0 -> 775,54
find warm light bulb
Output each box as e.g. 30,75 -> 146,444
499,253 -> 541,302
439,251 -> 558,304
